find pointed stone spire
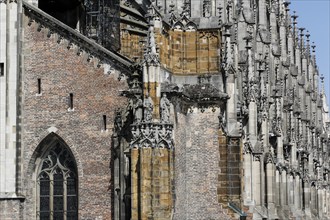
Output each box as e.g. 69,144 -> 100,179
284,0 -> 291,25
218,6 -> 223,26
182,0 -> 191,17
320,74 -> 325,94
299,27 -> 305,53
291,11 -> 298,45
311,42 -> 317,66
305,30 -> 311,58
169,0 -> 175,14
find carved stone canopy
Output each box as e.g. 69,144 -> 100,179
161,80 -> 228,113
181,83 -> 228,104
130,122 -> 173,149
253,141 -> 264,155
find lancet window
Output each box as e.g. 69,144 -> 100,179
37,143 -> 78,220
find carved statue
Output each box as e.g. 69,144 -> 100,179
133,95 -> 143,123
160,93 -> 171,123
143,94 -> 154,122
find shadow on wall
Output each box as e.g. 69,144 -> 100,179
38,0 -> 85,29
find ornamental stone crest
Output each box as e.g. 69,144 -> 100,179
130,123 -> 173,149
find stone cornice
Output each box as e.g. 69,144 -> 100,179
22,1 -> 134,75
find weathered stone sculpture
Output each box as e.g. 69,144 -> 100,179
160,93 -> 170,123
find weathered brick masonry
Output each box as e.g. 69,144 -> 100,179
173,109 -> 230,220
2,0 -> 330,219
21,14 -> 128,219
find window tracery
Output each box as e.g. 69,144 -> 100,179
37,143 -> 78,220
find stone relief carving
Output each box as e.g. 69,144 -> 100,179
143,94 -> 154,122
133,95 -> 143,123
160,93 -> 171,123
130,124 -> 173,149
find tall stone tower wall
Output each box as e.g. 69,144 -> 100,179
0,1 -> 22,218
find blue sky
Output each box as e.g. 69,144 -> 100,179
290,0 -> 330,105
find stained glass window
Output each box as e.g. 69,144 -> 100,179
37,143 -> 78,220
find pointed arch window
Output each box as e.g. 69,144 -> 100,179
37,143 -> 78,220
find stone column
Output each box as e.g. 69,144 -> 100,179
275,169 -> 280,206
317,187 -> 323,219
252,153 -> 264,219
310,185 -> 316,215
294,175 -> 301,210
281,169 -> 287,206
265,159 -> 276,218
131,148 -> 139,220
140,147 -> 153,219
288,174 -> 294,210
243,151 -> 253,205
303,179 -> 311,217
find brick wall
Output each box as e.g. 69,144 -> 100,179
20,14 -> 128,220
173,108 -> 230,220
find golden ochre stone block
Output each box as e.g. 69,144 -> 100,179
156,30 -> 221,75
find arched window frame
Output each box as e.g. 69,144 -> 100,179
36,140 -> 78,220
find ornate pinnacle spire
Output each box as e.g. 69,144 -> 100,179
291,11 -> 298,45
169,0 -> 175,13
311,42 -> 317,65
292,11 -> 298,24
320,74 -> 325,94
218,6 -> 223,26
306,30 -> 311,58
144,5 -> 159,64
182,0 -> 191,17
284,3 -> 291,27
299,27 -> 305,49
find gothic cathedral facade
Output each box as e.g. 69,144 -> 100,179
0,0 -> 330,219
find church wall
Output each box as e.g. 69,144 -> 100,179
173,107 -> 230,220
0,200 -> 22,219
0,0 -> 19,198
20,15 -> 129,220
157,30 -> 220,75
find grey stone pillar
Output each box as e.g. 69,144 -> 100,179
0,0 -> 19,197
303,180 -> 311,217
243,152 -> 253,205
252,155 -> 261,205
294,176 -> 301,210
288,174 -> 294,209
265,158 -> 277,219
281,170 -> 287,206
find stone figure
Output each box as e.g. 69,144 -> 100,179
160,93 -> 171,123
133,95 -> 143,123
143,94 -> 153,122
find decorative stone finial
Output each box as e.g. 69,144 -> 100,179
312,42 -> 316,53
218,6 -> 223,26
306,30 -> 311,57
144,5 -> 160,65
320,74 -> 325,94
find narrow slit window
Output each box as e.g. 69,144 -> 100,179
0,63 -> 4,76
37,78 -> 41,94
103,115 -> 107,131
69,93 -> 73,110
